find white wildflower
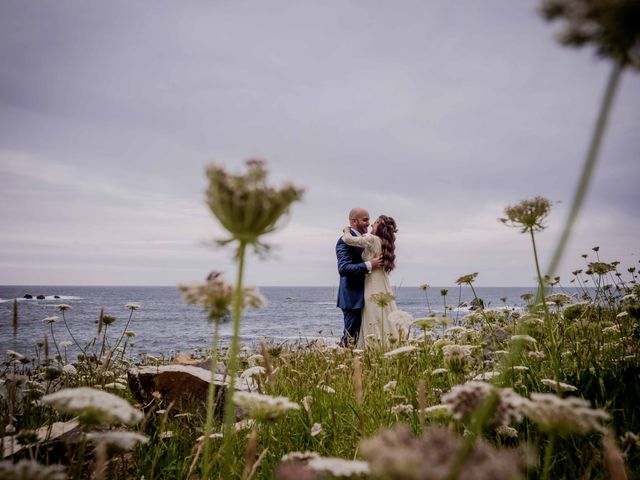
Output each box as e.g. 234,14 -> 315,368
422,404 -> 452,419
281,451 -> 320,462
62,364 -> 77,375
104,382 -> 126,390
384,345 -> 417,358
318,384 -> 336,394
125,303 -> 141,310
445,326 -> 467,336
383,381 -> 397,392
390,404 -> 414,415
124,330 -> 136,337
311,422 -> 323,437
616,311 -> 628,318
0,459 -> 66,480
240,366 -> 266,378
544,293 -> 573,306
86,431 -> 148,450
431,368 -> 449,376
6,350 -> 24,360
510,335 -> 537,345
196,432 -> 224,442
160,431 -> 173,439
522,393 -> 609,435
59,341 -> 73,348
246,354 -> 264,366
442,382 -> 526,425
41,387 -> 143,425
352,349 -> 365,355
540,378 -> 578,392
511,365 -> 529,372
496,425 -> 519,438
388,310 -> 414,336
42,316 -> 59,324
308,457 -> 370,477
233,391 -> 299,422
472,371 -> 501,381
527,350 -> 545,360
55,304 -> 71,311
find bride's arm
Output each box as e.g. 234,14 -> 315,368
342,227 -> 375,248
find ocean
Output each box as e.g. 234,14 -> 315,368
1,285 -> 556,358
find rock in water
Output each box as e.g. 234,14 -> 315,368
36,295 -> 45,300
128,365 -> 256,414
23,294 -> 32,299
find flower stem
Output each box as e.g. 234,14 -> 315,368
221,240 -> 248,478
202,318 -> 221,479
545,61 -> 623,279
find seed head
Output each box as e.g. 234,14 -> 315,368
499,196 -> 552,233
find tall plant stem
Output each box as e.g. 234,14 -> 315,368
202,318 -> 221,479
112,309 -> 135,354
61,311 -> 86,357
49,324 -> 63,362
545,61 -> 623,279
221,240 -> 248,478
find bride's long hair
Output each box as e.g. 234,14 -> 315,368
375,215 -> 397,273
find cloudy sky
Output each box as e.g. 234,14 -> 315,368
1,0 -> 638,287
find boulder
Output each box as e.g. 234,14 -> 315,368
128,365 -> 256,414
54,295 -> 60,299
2,418 -> 81,459
36,295 -> 45,300
23,294 -> 32,299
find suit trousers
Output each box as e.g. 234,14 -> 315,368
340,308 -> 362,346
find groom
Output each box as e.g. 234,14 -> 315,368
336,208 -> 380,346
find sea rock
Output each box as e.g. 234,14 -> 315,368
171,353 -> 226,373
36,295 -> 45,300
23,294 -> 32,299
2,418 -> 81,459
128,365 -> 256,414
54,295 -> 60,299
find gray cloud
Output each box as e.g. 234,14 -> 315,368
1,0 -> 638,286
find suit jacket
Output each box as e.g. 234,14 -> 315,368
336,229 -> 369,309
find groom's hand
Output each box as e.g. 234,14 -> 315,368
370,255 -> 382,269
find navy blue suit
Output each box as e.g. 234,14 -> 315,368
336,230 -> 369,345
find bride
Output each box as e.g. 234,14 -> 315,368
342,215 -> 399,348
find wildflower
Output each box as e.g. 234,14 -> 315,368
388,310 -> 413,336
462,312 -> 484,324
247,354 -> 264,366
42,316 -> 59,324
383,380 -> 397,392
240,366 -> 266,378
359,424 -> 533,480
196,432 -> 224,442
602,324 -> 621,334
510,334 -> 537,345
445,326 -> 467,336
62,364 -> 77,375
102,315 -> 117,326
243,287 -> 267,308
311,422 -> 323,437
307,457 -> 370,477
442,344 -> 471,372
160,431 -> 173,439
545,293 -> 573,306
318,384 -> 336,394
527,351 -> 545,360
232,391 -> 299,422
511,366 -> 529,372
390,404 -> 414,415
384,345 -> 417,358
412,318 -> 435,329
522,393 -> 610,435
125,303 -> 141,310
455,272 -> 479,285
540,378 -> 578,392
281,451 -> 320,462
433,338 -> 452,349
205,159 -> 304,248
472,371 -> 501,381
86,431 -> 148,450
6,350 -> 24,360
496,425 -> 519,439
124,330 -> 136,338
104,382 -> 126,390
302,395 -> 313,414
352,349 -> 364,355
431,368 -> 449,376
369,292 -> 396,307
55,304 -> 71,311
419,284 -> 430,291
59,340 -> 73,348
0,459 -> 66,480
422,404 -> 452,419
442,382 -> 526,425
499,196 -> 551,232
588,262 -> 616,275
41,387 -> 143,426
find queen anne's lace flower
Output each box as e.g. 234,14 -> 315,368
521,393 -> 609,435
240,366 -> 266,378
391,404 -> 414,415
233,391 -> 299,421
86,431 -> 148,450
307,457 -> 370,477
311,422 -> 323,437
0,459 -> 66,480
281,451 -> 320,462
540,378 -> 578,392
442,382 -> 526,425
383,381 -> 397,392
384,346 -> 417,358
41,387 -> 143,425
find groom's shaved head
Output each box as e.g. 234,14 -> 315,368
349,208 -> 370,234
349,208 -> 368,221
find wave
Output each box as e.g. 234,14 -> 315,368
0,295 -> 81,304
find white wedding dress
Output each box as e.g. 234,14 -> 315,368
342,231 -> 399,348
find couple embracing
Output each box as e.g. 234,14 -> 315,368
336,208 -> 400,348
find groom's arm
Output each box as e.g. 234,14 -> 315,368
336,241 -> 369,277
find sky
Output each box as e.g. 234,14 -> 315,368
0,0 -> 638,287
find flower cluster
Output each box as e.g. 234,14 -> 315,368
232,391 -> 299,422
521,393 -> 610,435
369,292 -> 396,307
307,457 -> 370,478
441,382 -> 526,426
499,196 -> 551,233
